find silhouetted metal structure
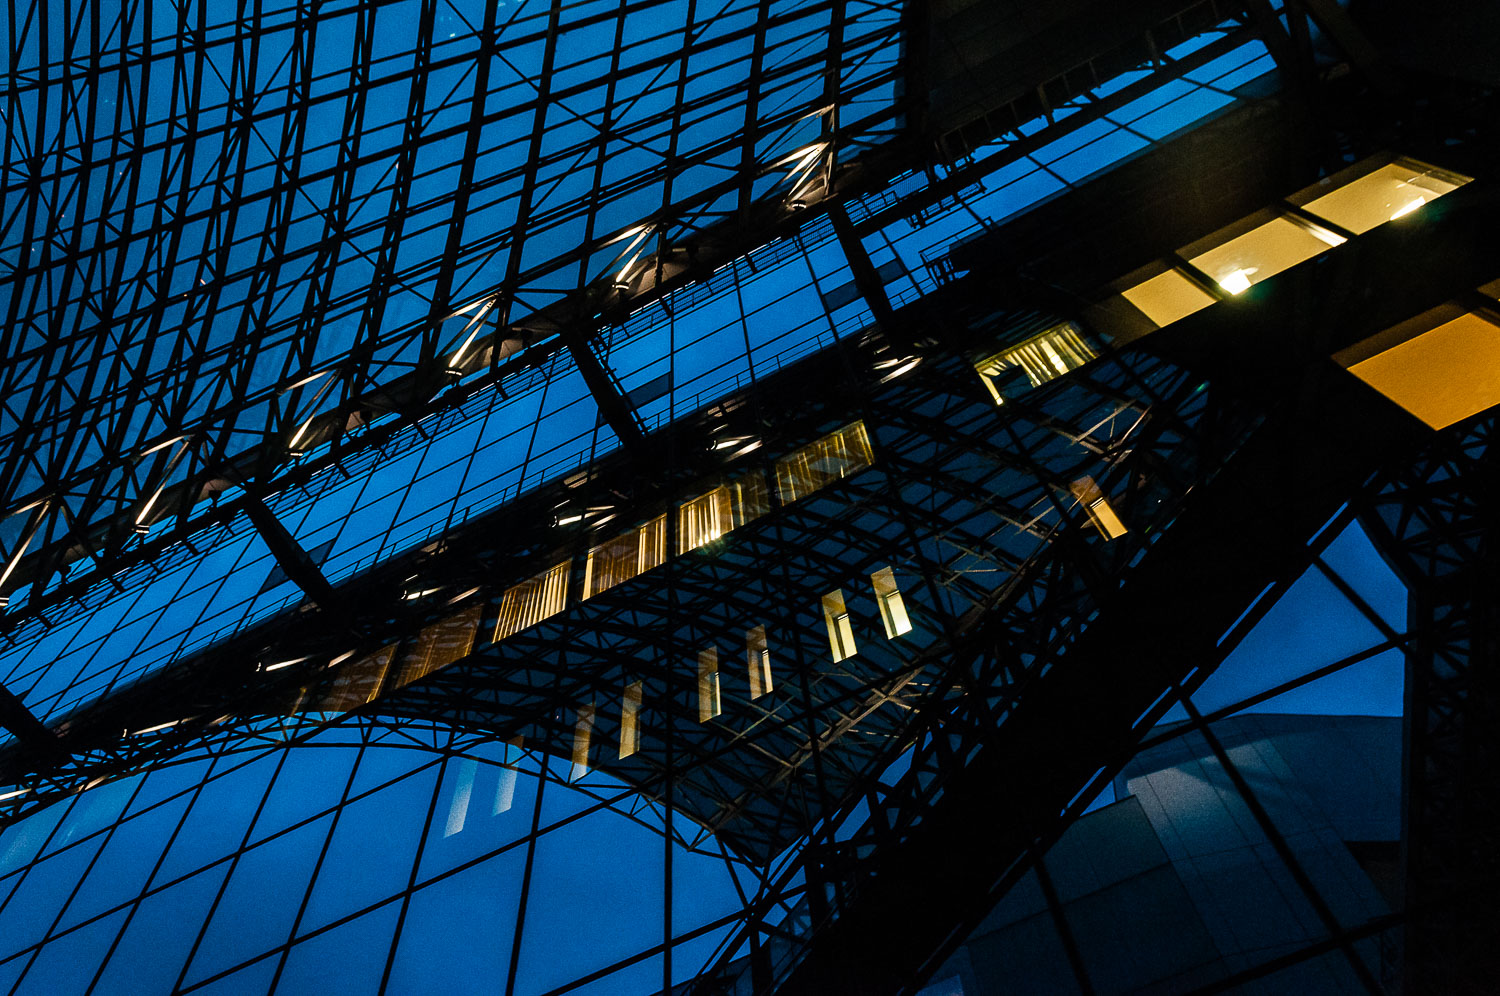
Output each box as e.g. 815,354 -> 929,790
1,0 -> 1498,993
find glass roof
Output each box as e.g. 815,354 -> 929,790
0,0 -> 907,602
0,7 -> 1290,742
0,5 -> 1334,992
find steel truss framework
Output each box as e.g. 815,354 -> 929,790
1,305 -> 1260,849
0,0 -> 1281,660
1,1 -> 1497,994
0,0 -> 911,620
0,313 -> 1268,993
1361,420 -> 1500,994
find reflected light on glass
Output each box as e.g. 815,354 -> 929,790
1218,268 -> 1255,295
1390,196 -> 1426,220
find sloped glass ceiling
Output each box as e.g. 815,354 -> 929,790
0,5 -> 1295,739
0,0 -> 907,570
0,726 -> 772,994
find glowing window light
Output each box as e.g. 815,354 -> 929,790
1120,268 -> 1217,328
871,567 -> 912,638
619,681 -> 643,759
775,422 -> 875,503
1297,158 -> 1470,235
316,645 -> 398,713
583,515 -> 667,599
393,605 -> 481,688
822,590 -> 857,662
1337,308 -> 1500,430
1070,477 -> 1129,540
1218,268 -> 1255,295
746,626 -> 772,699
1187,215 -> 1343,298
697,649 -> 722,723
570,705 -> 595,782
494,562 -> 570,641
677,488 -> 734,556
974,323 -> 1097,403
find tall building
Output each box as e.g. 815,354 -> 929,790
0,0 -> 1496,992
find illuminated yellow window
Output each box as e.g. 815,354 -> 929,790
1070,477 -> 1128,540
974,322 -> 1097,403
746,626 -> 773,699
1335,307 -> 1500,430
698,648 -> 722,722
822,590 -> 857,662
494,562 -> 570,641
317,644 -> 397,713
871,567 -> 912,638
619,680 -> 643,759
1298,159 -> 1470,236
729,472 -> 770,528
677,487 -> 733,555
392,605 -> 481,689
1185,213 -> 1344,297
583,515 -> 667,599
1120,269 -> 1217,328
776,422 -> 875,503
570,705 -> 594,782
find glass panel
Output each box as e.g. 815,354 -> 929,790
822,590 -> 857,662
975,322 -> 1098,403
729,472 -> 771,527
494,562 -> 570,641
775,421 -> 875,503
1301,160 -> 1470,235
1186,215 -> 1343,296
317,645 -> 398,713
570,705 -> 595,782
1340,311 -> 1500,430
619,681 -> 643,759
677,487 -> 734,556
1070,477 -> 1128,540
1120,269 -> 1217,328
697,649 -> 722,722
391,605 -> 481,689
871,567 -> 913,638
746,625 -> 772,699
583,515 -> 667,599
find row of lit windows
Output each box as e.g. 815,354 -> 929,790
1114,156 -> 1471,328
495,421 -> 873,642
965,154 -> 1479,535
296,563 -> 917,786
289,421 -> 878,720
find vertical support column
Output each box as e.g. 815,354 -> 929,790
1364,418 -> 1500,992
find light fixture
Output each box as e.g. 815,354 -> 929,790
130,719 -> 181,736
280,370 -> 330,393
605,225 -> 655,289
445,297 -> 498,374
878,358 -> 922,383
0,787 -> 27,801
139,434 -> 188,457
